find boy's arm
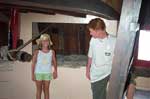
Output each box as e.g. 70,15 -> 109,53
86,57 -> 92,80
52,50 -> 58,79
31,50 -> 38,81
86,39 -> 92,80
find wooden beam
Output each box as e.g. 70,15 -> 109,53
0,4 -> 56,15
53,9 -> 86,18
0,3 -> 86,17
107,0 -> 142,99
0,0 -> 120,20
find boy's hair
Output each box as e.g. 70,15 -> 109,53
87,18 -> 106,30
37,33 -> 53,49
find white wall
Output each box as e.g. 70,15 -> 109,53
20,12 -> 118,38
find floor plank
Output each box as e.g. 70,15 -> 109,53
134,89 -> 150,99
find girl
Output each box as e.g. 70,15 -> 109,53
32,33 -> 58,99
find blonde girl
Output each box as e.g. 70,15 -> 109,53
31,33 -> 58,99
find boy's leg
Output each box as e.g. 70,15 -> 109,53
91,76 -> 109,99
43,81 -> 50,99
35,81 -> 43,99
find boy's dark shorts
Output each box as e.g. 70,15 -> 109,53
91,76 -> 109,99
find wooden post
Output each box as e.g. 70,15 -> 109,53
107,0 -> 142,99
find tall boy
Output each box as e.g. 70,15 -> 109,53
86,18 -> 116,99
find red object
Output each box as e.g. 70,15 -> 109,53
10,8 -> 20,49
132,28 -> 150,68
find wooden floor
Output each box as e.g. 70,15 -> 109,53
134,89 -> 150,99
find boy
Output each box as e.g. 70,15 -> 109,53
86,18 -> 116,99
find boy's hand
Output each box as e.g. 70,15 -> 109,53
86,69 -> 90,80
53,71 -> 58,79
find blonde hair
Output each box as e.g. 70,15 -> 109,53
37,33 -> 53,49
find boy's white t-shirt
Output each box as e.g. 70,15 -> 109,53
88,35 -> 116,83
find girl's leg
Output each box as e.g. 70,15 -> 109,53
43,81 -> 50,99
36,81 -> 43,99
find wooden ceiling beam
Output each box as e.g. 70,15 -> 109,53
0,4 -> 56,15
0,3 -> 86,17
0,0 -> 120,20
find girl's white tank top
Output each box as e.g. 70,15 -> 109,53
34,50 -> 52,74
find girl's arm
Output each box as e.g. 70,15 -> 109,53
86,57 -> 92,80
31,50 -> 38,81
52,50 -> 58,79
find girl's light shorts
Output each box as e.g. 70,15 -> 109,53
35,73 -> 53,81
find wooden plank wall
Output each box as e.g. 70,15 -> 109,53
37,23 -> 90,55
